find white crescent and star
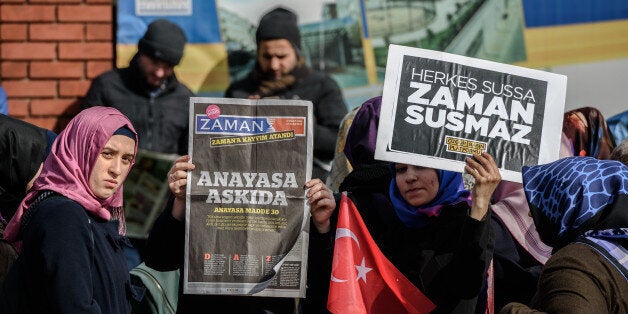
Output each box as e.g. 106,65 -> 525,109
330,227 -> 373,283
335,228 -> 359,249
355,258 -> 372,283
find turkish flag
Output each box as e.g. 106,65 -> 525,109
327,193 -> 436,313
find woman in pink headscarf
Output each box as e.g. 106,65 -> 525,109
0,107 -> 140,314
489,132 -> 574,311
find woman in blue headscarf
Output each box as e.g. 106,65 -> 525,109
501,157 -> 628,313
314,96 -> 502,313
385,154 -> 500,313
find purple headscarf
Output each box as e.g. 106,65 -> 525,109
344,96 -> 382,168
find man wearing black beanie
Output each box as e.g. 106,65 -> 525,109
83,18 -> 194,157
225,6 -> 348,183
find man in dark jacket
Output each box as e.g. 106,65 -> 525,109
225,7 -> 348,181
83,18 -> 194,156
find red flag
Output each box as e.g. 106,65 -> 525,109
327,193 -> 436,313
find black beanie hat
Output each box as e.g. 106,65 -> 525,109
255,7 -> 301,50
138,19 -> 187,65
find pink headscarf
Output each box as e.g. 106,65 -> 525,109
4,106 -> 138,244
490,181 -> 552,264
490,132 -> 574,264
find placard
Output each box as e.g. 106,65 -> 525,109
375,44 -> 567,182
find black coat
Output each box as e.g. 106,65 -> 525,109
83,54 -> 194,155
491,214 -> 543,311
0,194 -> 135,313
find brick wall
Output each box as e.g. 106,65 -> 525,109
0,0 -> 114,132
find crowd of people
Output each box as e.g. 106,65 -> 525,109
0,5 -> 627,314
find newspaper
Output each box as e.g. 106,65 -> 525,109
375,45 -> 568,183
124,149 -> 178,239
183,97 -> 313,298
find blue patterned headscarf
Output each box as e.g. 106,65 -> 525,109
389,165 -> 471,228
522,157 -> 628,249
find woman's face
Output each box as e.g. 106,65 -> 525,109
89,135 -> 135,199
394,163 -> 439,207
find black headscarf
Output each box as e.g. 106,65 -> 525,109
0,115 -> 56,221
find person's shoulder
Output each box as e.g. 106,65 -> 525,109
173,80 -> 195,96
541,242 -> 621,280
227,75 -> 255,90
93,67 -> 124,81
540,242 -> 628,303
34,196 -> 87,223
548,242 -> 603,266
22,195 -> 90,238
225,76 -> 256,97
88,67 -> 128,90
300,70 -> 341,91
301,70 -> 332,82
341,163 -> 391,193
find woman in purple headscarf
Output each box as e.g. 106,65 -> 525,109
0,107 -> 140,314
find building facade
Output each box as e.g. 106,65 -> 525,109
1,0 -> 114,132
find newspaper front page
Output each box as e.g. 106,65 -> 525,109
184,97 -> 313,298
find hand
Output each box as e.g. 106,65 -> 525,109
305,179 -> 336,234
465,152 -> 501,220
167,155 -> 195,221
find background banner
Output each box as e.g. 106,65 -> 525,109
117,0 -> 628,116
